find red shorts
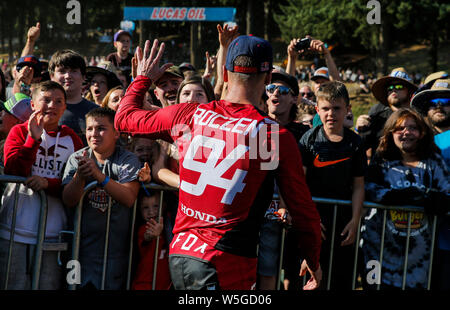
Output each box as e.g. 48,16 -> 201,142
170,231 -> 257,290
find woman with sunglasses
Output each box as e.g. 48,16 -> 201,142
360,108 -> 449,290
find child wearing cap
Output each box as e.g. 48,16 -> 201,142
299,81 -> 366,290
62,107 -> 140,290
106,30 -> 133,85
0,93 -> 33,167
0,81 -> 83,289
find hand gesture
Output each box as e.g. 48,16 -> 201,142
135,39 -> 173,82
27,22 -> 41,42
202,51 -> 217,80
275,207 -> 292,226
138,162 -> 151,183
340,217 -> 359,246
17,66 -> 34,85
25,175 -> 48,192
27,110 -> 44,141
308,36 -> 328,55
131,56 -> 137,80
287,38 -> 301,58
75,150 -> 102,181
217,23 -> 239,48
355,114 -> 371,132
299,260 -> 322,290
143,217 -> 164,241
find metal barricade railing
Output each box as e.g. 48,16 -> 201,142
3,174 -> 443,291
0,175 -> 48,290
298,197 -> 441,291
68,181 -> 177,290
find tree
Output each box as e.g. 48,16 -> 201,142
274,0 -> 450,74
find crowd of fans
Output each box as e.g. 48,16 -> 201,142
0,20 -> 448,291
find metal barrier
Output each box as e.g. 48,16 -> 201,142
300,197 -> 440,290
67,182 -> 177,290
0,175 -> 48,290
1,176 -> 444,291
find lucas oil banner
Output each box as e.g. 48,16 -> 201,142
124,7 -> 236,22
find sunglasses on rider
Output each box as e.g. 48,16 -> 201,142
266,84 -> 292,95
387,84 -> 405,91
430,98 -> 450,107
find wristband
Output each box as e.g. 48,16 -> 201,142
98,175 -> 110,188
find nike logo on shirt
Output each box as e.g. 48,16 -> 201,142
313,154 -> 350,167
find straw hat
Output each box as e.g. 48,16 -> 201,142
371,67 -> 418,105
410,79 -> 450,115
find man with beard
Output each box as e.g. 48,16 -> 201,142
355,68 -> 417,160
153,66 -> 183,107
411,78 -> 450,290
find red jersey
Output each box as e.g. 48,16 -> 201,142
115,76 -> 321,270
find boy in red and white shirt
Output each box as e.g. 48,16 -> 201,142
0,81 -> 82,289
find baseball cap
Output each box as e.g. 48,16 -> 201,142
271,69 -> 299,96
0,93 -> 33,122
179,62 -> 196,72
16,55 -> 42,78
311,67 -> 330,82
225,35 -> 273,74
114,30 -> 132,42
154,66 -> 184,85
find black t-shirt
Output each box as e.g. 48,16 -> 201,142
358,103 -> 393,154
106,53 -> 132,78
284,121 -> 310,142
299,125 -> 367,200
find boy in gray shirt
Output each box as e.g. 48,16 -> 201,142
62,107 -> 140,289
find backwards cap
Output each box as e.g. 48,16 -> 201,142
225,35 -> 273,74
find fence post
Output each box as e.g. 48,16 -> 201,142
31,190 -> 48,290
152,189 -> 164,290
68,181 -> 97,290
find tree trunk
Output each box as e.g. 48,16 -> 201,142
430,31 -> 438,73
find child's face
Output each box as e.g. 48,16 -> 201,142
114,35 -> 131,55
31,88 -> 66,129
134,138 -> 157,164
90,73 -> 108,103
179,83 -> 208,104
51,66 -> 84,95
392,116 -> 421,155
316,97 -> 349,132
140,195 -> 160,222
86,116 -> 119,155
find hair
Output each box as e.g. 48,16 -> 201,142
376,108 -> 440,160
228,55 -> 267,83
316,81 -> 350,106
85,106 -> 116,125
31,80 -> 67,101
176,74 -> 215,104
101,85 -> 124,108
48,49 -> 87,76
